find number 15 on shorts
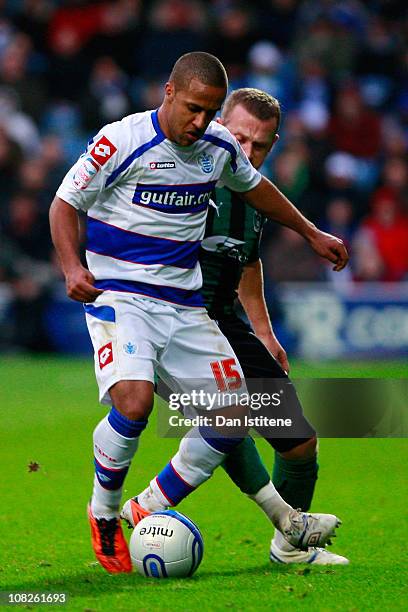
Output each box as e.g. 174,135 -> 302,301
210,358 -> 242,391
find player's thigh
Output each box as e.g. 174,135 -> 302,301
158,308 -> 249,428
161,309 -> 243,388
84,293 -> 164,404
217,316 -> 316,445
216,316 -> 287,379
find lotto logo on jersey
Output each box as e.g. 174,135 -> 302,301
98,342 -> 113,369
90,136 -> 117,166
150,161 -> 176,170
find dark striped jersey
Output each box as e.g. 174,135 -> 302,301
200,186 -> 266,316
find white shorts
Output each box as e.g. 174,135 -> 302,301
84,292 -> 246,406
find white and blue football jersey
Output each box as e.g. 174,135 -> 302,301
56,109 -> 261,308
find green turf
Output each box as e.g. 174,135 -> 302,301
0,357 -> 407,611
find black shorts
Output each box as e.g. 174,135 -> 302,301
213,314 -> 316,453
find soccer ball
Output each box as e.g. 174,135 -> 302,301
129,510 -> 204,578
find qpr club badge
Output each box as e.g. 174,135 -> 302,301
197,153 -> 214,174
123,341 -> 137,355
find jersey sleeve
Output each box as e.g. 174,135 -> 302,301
247,229 -> 262,263
219,137 -> 262,193
247,212 -> 267,263
56,123 -> 122,212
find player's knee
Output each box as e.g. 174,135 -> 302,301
116,399 -> 153,421
213,403 -> 250,440
281,435 -> 318,460
109,380 -> 154,420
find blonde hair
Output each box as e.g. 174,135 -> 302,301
222,88 -> 281,129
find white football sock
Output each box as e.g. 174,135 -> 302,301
138,427 -> 228,511
248,481 -> 292,532
91,413 -> 142,519
137,483 -> 168,512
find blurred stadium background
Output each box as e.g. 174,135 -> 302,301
0,5 -> 406,605
0,0 -> 407,362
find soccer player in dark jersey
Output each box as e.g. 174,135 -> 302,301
201,88 -> 348,564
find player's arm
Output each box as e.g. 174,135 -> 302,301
49,196 -> 103,303
238,258 -> 289,373
243,176 -> 349,271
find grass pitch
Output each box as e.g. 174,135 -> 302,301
0,357 -> 407,611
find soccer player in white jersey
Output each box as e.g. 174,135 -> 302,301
50,52 -> 348,573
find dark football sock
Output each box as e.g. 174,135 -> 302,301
272,451 -> 318,511
222,437 -> 270,495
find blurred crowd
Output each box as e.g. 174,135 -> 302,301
0,0 -> 407,350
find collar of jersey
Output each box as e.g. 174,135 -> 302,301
151,109 -> 166,140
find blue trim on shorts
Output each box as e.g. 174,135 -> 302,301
83,304 -> 116,322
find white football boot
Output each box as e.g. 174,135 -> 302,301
270,539 -> 349,565
281,509 -> 342,550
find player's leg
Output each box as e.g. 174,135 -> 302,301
85,294 -> 165,573
123,419 -> 341,552
217,316 -> 348,563
217,316 -> 318,507
266,432 -> 347,563
220,432 -> 337,558
88,380 -> 152,573
125,309 -> 256,517
91,382 -> 153,520
121,309 -> 341,549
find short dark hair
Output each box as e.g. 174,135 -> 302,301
169,52 -> 228,91
222,88 -> 281,130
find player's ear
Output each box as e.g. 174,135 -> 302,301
165,82 -> 175,101
216,117 -> 224,125
265,134 -> 279,157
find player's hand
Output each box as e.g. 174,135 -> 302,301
257,331 -> 290,374
65,265 -> 104,302
307,228 -> 349,271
